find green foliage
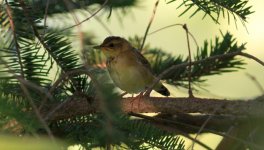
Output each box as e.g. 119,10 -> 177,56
0,1 -> 50,85
144,32 -> 246,87
43,32 -> 81,73
192,32 -> 246,77
54,114 -> 185,150
167,0 -> 253,24
0,6 -> 10,47
120,119 -> 185,150
28,0 -> 138,16
0,94 -> 39,133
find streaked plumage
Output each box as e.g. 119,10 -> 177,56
94,36 -> 170,96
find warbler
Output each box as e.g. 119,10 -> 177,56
94,36 -> 170,96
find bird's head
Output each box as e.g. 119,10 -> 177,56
94,36 -> 132,57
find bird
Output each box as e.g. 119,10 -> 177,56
94,36 -> 170,96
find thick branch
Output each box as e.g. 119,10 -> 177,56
43,96 -> 264,121
130,112 -> 240,134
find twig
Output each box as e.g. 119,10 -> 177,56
18,0 -> 86,111
38,68 -> 88,110
50,69 -> 90,94
61,0 -> 109,31
130,112 -> 212,150
85,9 -> 113,35
19,82 -> 55,142
145,51 -> 264,96
190,108 -> 219,150
187,31 -> 199,49
18,0 -> 65,71
154,113 -> 237,134
131,112 -> 262,150
239,52 -> 264,67
140,0 -> 160,50
18,0 -> 69,110
148,23 -> 199,48
43,0 -> 50,36
63,0 -> 85,57
44,98 -> 70,121
18,77 -> 54,101
166,117 -> 261,150
180,130 -> 212,150
246,73 -> 264,93
5,3 -> 56,117
148,23 -> 183,35
183,24 -> 194,98
5,1 -> 24,78
215,123 -> 258,150
0,58 -> 55,141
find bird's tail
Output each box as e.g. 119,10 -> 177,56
155,83 -> 170,96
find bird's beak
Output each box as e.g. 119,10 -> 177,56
93,45 -> 102,49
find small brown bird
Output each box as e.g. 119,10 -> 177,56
94,36 -> 170,96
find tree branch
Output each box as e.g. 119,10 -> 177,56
61,0 -> 109,31
140,0 -> 159,50
145,51 -> 264,95
43,95 -> 264,150
43,96 -> 264,121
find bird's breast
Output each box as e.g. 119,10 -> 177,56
107,55 -> 153,93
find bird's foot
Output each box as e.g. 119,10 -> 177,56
130,92 -> 144,110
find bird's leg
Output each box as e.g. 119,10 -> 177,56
137,92 -> 144,108
130,92 -> 144,110
131,86 -> 153,109
144,86 -> 152,97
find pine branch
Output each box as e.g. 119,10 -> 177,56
122,119 -> 185,150
1,2 -> 51,85
42,33 -> 81,72
191,32 -> 246,80
0,4 -> 11,47
50,113 -> 185,149
19,0 -> 80,73
29,0 -> 138,16
4,2 -> 24,78
145,32 -> 246,87
61,0 -> 109,31
1,0 -> 85,110
167,0 -> 253,24
0,94 -> 40,133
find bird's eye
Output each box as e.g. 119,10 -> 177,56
109,43 -> 114,47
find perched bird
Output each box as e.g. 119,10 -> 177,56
94,36 -> 170,96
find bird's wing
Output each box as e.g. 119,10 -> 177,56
132,48 -> 153,73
